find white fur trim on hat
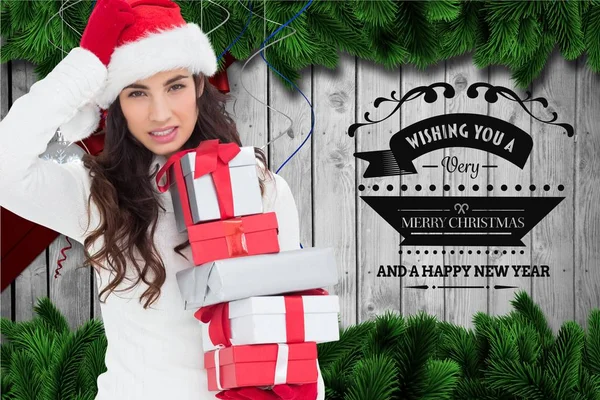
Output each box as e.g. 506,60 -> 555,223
95,23 -> 218,109
59,101 -> 102,143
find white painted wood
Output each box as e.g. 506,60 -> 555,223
312,53 -> 357,328
400,63 -> 446,321
267,62 -> 313,251
356,59 -> 401,323
48,235 -> 90,330
444,55 -> 489,328
574,58 -> 600,329
487,66 -> 532,317
530,51 -> 576,333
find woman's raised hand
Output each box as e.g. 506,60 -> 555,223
80,0 -> 135,66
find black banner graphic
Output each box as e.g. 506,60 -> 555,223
361,196 -> 564,246
355,114 -> 533,178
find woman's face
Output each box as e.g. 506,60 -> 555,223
118,68 -> 204,158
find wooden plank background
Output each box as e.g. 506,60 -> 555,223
1,51 -> 599,333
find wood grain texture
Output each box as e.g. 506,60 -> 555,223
444,55 -> 489,328
487,66 -> 532,317
48,236 -> 90,330
400,63 -> 445,320
574,58 -> 600,329
268,65 -> 313,250
356,59 -> 401,323
530,51 -> 577,333
312,53 -> 357,328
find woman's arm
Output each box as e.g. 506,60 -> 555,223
261,172 -> 301,252
0,47 -> 107,244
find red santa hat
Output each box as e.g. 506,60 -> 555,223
60,0 -> 218,143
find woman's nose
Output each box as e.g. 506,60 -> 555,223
149,95 -> 173,123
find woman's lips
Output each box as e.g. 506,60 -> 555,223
148,126 -> 178,143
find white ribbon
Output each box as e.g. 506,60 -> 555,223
213,344 -> 226,391
273,343 -> 289,385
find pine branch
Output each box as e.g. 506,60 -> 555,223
34,297 -> 69,336
344,354 -> 399,400
419,359 -> 460,399
546,321 -> 586,399
424,0 -> 461,23
583,0 -> 600,72
544,0 -> 585,60
395,312 -> 439,398
6,350 -> 42,400
584,309 -> 600,377
351,0 -> 397,28
41,319 -> 105,400
317,319 -> 375,370
436,322 -> 481,380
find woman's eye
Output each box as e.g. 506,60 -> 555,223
128,84 -> 185,98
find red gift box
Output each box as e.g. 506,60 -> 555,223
204,342 -> 318,391
188,212 -> 280,266
156,139 -> 242,229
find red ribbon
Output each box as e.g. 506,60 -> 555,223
223,219 -> 249,257
215,383 -> 318,400
195,289 -> 329,347
155,139 -> 241,226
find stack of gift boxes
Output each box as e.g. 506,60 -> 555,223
155,139 -> 340,396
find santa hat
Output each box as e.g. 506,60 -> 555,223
60,0 -> 218,143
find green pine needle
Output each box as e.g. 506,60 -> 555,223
351,0 -> 398,28
419,358 -> 461,399
425,0 -> 462,23
547,321 -> 586,398
584,309 -> 600,376
584,0 -> 600,73
34,297 -> 70,336
344,353 -> 398,400
510,290 -> 555,347
544,0 -> 585,60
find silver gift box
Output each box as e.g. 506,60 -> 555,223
169,146 -> 263,233
176,247 -> 339,309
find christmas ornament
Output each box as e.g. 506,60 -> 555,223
39,129 -> 87,164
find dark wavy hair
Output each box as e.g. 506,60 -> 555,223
81,73 -> 270,309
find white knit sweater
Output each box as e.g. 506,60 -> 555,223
0,47 -> 325,400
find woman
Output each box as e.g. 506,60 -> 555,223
0,0 -> 325,398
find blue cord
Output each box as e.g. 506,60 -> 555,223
257,0 -> 314,175
256,0 -> 314,249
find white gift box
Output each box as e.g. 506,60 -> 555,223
201,295 -> 340,352
176,247 -> 339,309
169,146 -> 263,233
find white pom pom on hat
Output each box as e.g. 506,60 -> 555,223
59,0 -> 218,143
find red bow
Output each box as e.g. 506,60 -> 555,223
155,139 -> 241,226
215,383 -> 318,400
195,289 -> 329,347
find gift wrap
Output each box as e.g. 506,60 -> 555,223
176,247 -> 338,309
169,145 -> 263,232
200,295 -> 340,352
188,212 -> 280,266
204,342 -> 318,391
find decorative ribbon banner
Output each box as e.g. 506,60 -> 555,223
355,114 -> 533,178
361,196 -> 564,246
